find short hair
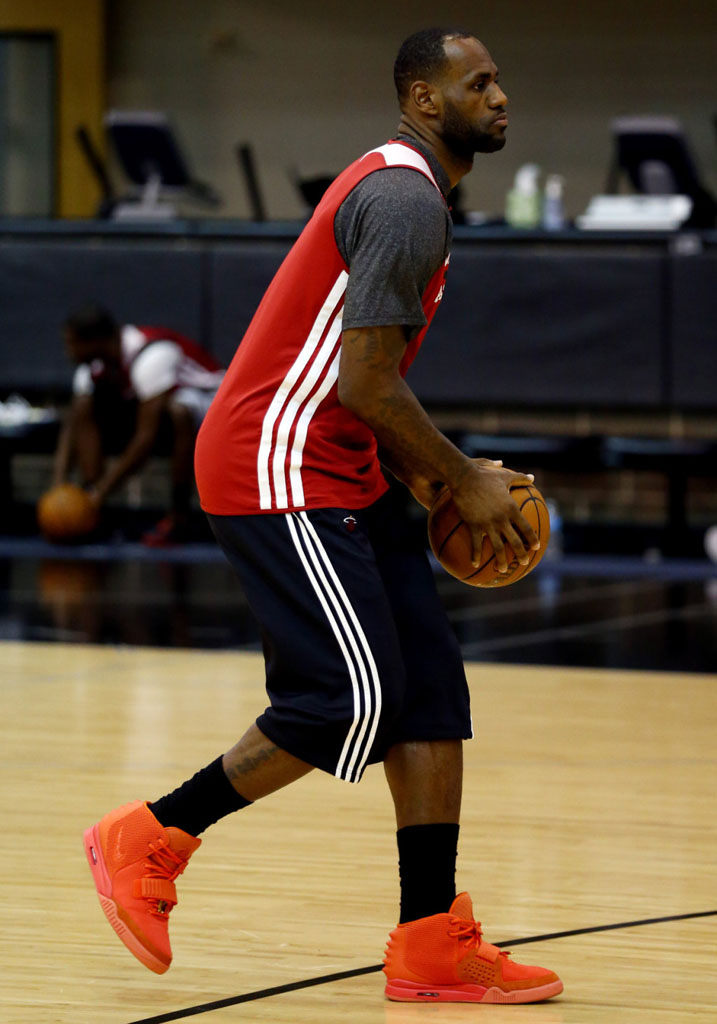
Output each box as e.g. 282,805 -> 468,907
394,27 -> 475,102
64,305 -> 118,341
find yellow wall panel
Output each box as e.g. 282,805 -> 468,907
0,0 -> 105,217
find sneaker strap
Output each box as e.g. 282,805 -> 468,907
476,940 -> 502,963
134,877 -> 178,905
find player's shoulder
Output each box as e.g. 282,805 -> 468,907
127,333 -> 181,390
123,326 -> 179,361
359,164 -> 445,205
335,153 -> 450,261
121,325 -> 145,347
347,166 -> 448,235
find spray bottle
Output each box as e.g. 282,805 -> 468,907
505,163 -> 541,228
542,173 -> 566,230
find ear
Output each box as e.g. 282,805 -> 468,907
408,80 -> 441,117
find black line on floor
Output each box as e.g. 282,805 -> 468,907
126,963 -> 383,1024
495,907 -> 717,947
126,907 -> 717,1024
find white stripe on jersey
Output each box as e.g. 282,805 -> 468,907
257,271 -> 348,509
286,328 -> 343,508
295,511 -> 383,782
272,306 -> 344,509
363,143 -> 443,196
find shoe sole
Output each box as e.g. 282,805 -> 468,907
83,824 -> 169,975
385,978 -> 563,1003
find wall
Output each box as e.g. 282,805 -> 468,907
0,35 -> 55,215
2,226 -> 715,411
105,0 -> 717,220
0,0 -> 105,216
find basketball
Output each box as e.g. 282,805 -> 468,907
428,483 -> 550,587
36,484 -> 99,542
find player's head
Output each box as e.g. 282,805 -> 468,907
394,28 -> 508,159
64,306 -> 120,364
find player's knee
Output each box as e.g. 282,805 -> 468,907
333,681 -> 405,782
377,673 -> 405,729
357,668 -> 405,765
331,678 -> 404,753
167,399 -> 193,425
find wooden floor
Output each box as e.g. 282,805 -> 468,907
1,641 -> 715,1023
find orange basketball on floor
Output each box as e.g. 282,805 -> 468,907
428,483 -> 550,587
37,484 -> 98,542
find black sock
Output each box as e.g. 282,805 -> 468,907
149,755 -> 251,836
397,822 -> 460,923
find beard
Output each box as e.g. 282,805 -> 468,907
441,99 -> 507,158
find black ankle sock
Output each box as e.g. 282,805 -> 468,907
149,755 -> 251,836
397,822 -> 460,923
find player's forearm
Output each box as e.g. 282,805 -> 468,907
377,447 -> 445,510
339,369 -> 473,497
342,373 -> 538,570
52,418 -> 73,485
93,434 -> 155,503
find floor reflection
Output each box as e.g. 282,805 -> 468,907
0,549 -> 715,672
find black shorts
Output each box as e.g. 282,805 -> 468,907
207,488 -> 472,783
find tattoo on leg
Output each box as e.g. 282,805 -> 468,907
224,742 -> 280,782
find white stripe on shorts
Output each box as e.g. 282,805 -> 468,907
285,511 -> 382,782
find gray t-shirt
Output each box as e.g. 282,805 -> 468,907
335,137 -> 452,336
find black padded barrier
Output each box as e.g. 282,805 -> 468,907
668,251 -> 717,409
207,242 -> 291,366
0,225 -> 715,410
408,249 -> 665,407
0,242 -> 204,392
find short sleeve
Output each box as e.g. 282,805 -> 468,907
335,168 -> 450,333
130,341 -> 182,400
72,363 -> 95,396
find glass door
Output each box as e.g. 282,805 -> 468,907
0,33 -> 55,216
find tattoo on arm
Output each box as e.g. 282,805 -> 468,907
340,324 -> 470,492
341,326 -> 393,367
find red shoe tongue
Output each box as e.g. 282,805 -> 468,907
165,828 -> 202,860
449,892 -> 474,919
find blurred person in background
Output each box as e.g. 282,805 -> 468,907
53,306 -> 224,545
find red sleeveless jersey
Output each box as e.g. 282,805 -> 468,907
87,325 -> 223,398
195,140 -> 450,516
135,326 -> 223,373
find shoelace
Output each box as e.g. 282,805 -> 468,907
447,916 -> 510,959
143,839 -> 189,916
447,915 -> 482,946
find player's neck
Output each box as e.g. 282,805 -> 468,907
395,117 -> 473,189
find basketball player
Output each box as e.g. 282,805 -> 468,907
83,29 -> 563,1003
54,306 -> 224,544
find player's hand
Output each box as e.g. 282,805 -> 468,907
85,486 -> 103,511
450,459 -> 540,573
406,474 -> 445,510
377,451 -> 444,510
